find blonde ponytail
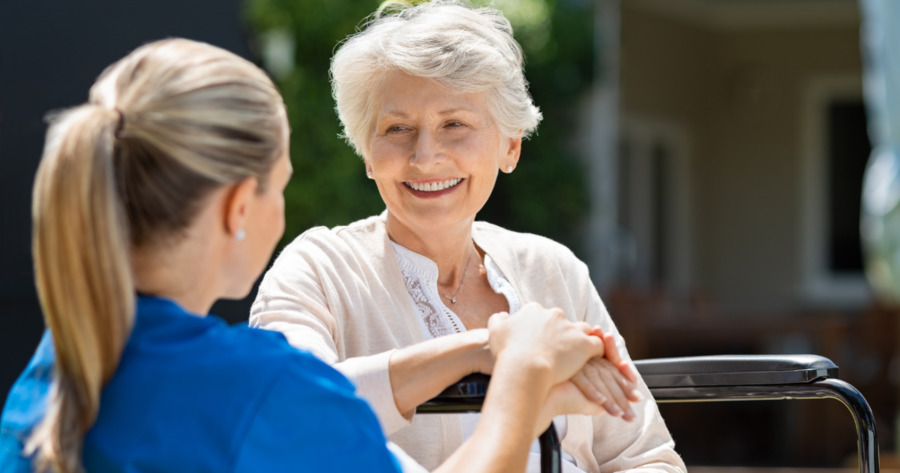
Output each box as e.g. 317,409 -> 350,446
26,105 -> 134,473
22,38 -> 286,473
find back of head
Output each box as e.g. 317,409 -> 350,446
331,0 -> 542,157
28,38 -> 285,473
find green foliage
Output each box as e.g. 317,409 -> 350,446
244,0 -> 593,252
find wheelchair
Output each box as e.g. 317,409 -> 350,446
418,354 -> 879,473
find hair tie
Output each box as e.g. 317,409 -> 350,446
114,108 -> 126,138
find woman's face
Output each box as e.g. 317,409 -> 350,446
366,72 -> 521,241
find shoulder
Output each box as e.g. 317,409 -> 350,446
473,222 -> 596,307
87,319 -> 390,471
232,335 -> 401,472
0,441 -> 32,473
214,323 -> 377,396
0,331 -> 55,473
474,221 -> 582,267
0,331 -> 54,439
217,324 -> 347,384
112,306 -> 328,405
277,214 -> 387,261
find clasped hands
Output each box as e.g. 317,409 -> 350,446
483,302 -> 641,429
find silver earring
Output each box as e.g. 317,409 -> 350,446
235,228 -> 246,241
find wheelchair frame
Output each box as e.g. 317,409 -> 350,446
418,354 -> 880,473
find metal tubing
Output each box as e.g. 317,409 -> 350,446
649,379 -> 879,473
539,423 -> 561,473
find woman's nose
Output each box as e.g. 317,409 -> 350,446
410,130 -> 443,170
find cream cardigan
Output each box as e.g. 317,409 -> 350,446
250,214 -> 685,473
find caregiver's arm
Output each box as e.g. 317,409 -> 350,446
435,304 -> 607,473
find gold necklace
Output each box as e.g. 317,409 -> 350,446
443,244 -> 476,304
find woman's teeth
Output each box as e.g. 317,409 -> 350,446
406,178 -> 462,192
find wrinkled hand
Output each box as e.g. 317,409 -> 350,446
589,327 -> 638,384
487,303 -> 606,386
570,329 -> 641,421
570,356 -> 641,421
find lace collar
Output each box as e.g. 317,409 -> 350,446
390,241 -> 520,339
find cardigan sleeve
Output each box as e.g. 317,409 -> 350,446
568,259 -> 687,473
250,230 -> 412,435
250,235 -> 342,365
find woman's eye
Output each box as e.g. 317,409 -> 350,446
386,125 -> 408,133
445,121 -> 466,129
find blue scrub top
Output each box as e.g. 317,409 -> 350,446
0,296 -> 402,473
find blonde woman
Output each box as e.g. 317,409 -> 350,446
0,38 -> 615,473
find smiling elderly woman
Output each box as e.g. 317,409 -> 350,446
250,1 -> 686,472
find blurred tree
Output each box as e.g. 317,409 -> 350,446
244,0 -> 592,253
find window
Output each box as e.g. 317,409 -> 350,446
617,117 -> 692,292
800,76 -> 872,306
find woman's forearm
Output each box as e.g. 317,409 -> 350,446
388,329 -> 491,416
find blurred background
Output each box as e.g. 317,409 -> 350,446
1,0 -> 894,469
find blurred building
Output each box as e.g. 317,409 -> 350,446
594,0 -> 895,467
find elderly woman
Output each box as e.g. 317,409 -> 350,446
250,1 -> 686,472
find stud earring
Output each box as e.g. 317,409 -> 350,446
366,170 -> 373,179
507,165 -> 514,173
235,228 -> 246,241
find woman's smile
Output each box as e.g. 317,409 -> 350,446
404,178 -> 464,196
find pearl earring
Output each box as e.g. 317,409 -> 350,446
366,170 -> 373,179
235,228 -> 246,241
507,165 -> 514,173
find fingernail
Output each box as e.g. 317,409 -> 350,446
631,389 -> 643,401
607,404 -> 623,416
625,407 -> 636,420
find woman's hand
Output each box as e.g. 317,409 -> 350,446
590,327 -> 638,384
570,329 -> 642,421
570,357 -> 641,421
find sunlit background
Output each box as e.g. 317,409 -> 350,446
2,0 -> 897,469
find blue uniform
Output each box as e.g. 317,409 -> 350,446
0,296 -> 402,472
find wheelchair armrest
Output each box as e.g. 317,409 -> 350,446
417,373 -> 491,413
633,354 -> 839,388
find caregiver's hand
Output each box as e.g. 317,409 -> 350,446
486,303 -> 606,386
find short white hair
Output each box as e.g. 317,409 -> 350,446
330,0 -> 543,157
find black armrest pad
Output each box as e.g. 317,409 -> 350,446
417,373 -> 491,413
420,354 -> 839,411
436,373 -> 491,398
633,354 -> 838,388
